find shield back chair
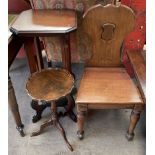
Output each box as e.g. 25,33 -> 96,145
76,3 -> 145,140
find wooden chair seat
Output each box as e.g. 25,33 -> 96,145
76,67 -> 143,105
26,68 -> 74,102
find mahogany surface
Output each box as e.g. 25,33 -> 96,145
10,9 -> 77,36
76,67 -> 143,105
127,50 -> 146,100
26,69 -> 74,102
32,10 -> 76,27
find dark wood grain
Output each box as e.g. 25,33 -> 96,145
26,69 -> 74,102
34,37 -> 44,71
76,67 -> 143,104
126,104 -> 144,140
8,35 -> 23,69
8,76 -> 25,137
8,34 -> 25,136
61,34 -> 72,73
23,37 -> 39,74
127,50 -> 146,100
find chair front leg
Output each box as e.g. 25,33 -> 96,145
77,104 -> 87,140
126,105 -> 144,141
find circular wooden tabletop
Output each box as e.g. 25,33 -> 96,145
26,68 -> 74,102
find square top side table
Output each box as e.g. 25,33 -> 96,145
10,9 -> 77,74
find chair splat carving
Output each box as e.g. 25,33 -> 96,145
101,23 -> 116,41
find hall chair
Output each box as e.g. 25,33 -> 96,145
76,3 -> 145,140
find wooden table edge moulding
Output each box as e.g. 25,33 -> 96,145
10,9 -> 77,123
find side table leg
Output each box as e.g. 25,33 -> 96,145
61,34 -> 77,94
65,95 -> 77,122
61,34 -> 73,75
8,77 -> 25,137
52,101 -> 73,151
24,37 -> 39,74
34,37 -> 44,71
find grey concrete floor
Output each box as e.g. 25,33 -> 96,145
9,58 -> 146,155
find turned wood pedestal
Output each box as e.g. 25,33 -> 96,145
26,68 -> 75,151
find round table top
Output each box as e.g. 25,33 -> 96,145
26,68 -> 74,102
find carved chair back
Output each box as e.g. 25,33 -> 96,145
82,4 -> 135,67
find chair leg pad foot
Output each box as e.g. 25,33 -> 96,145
77,130 -> 84,140
126,132 -> 134,141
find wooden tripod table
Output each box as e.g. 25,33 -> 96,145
10,9 -> 77,123
26,69 -> 74,151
